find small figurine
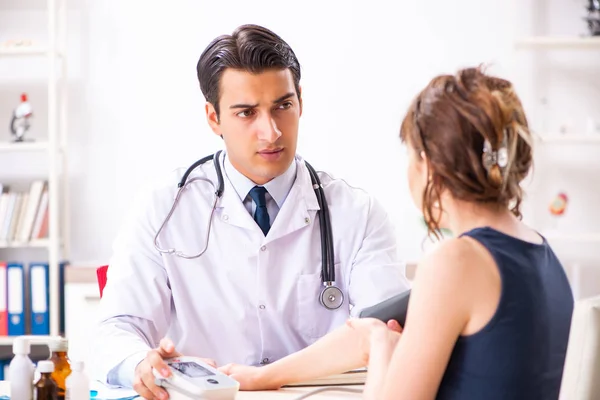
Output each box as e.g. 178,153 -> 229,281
549,192 -> 568,216
9,93 -> 33,142
584,0 -> 600,36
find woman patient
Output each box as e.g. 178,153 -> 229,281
220,67 -> 575,399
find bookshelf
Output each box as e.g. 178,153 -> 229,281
516,28 -> 600,245
0,0 -> 69,340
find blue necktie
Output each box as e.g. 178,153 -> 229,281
249,186 -> 271,235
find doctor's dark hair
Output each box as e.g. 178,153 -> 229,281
400,67 -> 534,238
196,24 -> 301,119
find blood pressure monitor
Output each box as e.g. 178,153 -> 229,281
359,289 -> 411,326
153,357 -> 240,400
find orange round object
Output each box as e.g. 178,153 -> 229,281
549,192 -> 568,216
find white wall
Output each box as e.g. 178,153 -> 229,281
65,0 -> 530,265
2,0 -> 600,295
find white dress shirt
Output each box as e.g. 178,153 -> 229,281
94,152 -> 410,387
223,154 -> 297,225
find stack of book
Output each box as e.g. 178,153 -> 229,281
0,180 -> 49,245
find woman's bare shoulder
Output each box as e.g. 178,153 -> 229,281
415,236 -> 493,289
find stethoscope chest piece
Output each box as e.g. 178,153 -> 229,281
320,283 -> 344,310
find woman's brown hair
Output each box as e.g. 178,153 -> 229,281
400,67 -> 534,238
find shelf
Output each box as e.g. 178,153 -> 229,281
0,141 -> 49,152
542,232 -> 600,243
536,134 -> 600,144
0,46 -> 49,57
0,47 -> 64,59
0,238 -> 49,249
0,337 -> 14,346
0,335 -> 62,346
515,36 -> 600,49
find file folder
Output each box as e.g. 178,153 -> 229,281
0,262 -> 7,336
29,262 -> 50,335
7,262 -> 25,336
0,360 -> 6,380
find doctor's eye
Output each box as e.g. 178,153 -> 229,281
236,109 -> 255,118
277,102 -> 293,110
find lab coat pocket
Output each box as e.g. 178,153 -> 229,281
296,268 -> 342,340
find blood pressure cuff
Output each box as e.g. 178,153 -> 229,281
358,289 -> 411,327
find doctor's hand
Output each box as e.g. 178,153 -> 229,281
218,363 -> 280,391
133,338 -> 217,400
346,318 -> 403,365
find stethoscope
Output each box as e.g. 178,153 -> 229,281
153,150 -> 344,310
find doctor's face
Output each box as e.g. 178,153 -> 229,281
206,68 -> 302,185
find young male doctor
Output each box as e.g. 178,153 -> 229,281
92,24 -> 410,398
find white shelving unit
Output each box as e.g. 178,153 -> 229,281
516,30 -> 600,246
0,0 -> 69,339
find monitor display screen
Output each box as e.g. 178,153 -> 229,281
170,361 -> 215,378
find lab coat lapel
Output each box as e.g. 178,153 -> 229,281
216,173 -> 259,232
264,160 -> 320,244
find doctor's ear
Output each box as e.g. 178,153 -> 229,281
205,102 -> 222,136
297,86 -> 303,117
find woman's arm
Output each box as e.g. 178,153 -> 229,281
221,316 -> 403,391
269,324 -> 369,387
360,324 -> 401,400
368,237 -> 494,399
220,323 -> 370,390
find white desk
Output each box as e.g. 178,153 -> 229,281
0,381 -> 363,399
235,386 -> 362,399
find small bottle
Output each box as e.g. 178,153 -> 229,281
65,361 -> 89,400
10,337 -> 35,400
49,338 -> 71,400
34,360 -> 58,400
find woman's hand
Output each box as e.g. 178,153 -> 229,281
346,318 -> 403,364
218,363 -> 281,391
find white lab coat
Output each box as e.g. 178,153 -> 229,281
92,154 -> 411,386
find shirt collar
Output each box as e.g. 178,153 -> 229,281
223,153 -> 297,208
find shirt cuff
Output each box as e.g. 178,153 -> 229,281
107,350 -> 148,388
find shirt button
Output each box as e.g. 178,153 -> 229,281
222,214 -> 229,221
260,245 -> 267,251
262,358 -> 269,364
259,305 -> 266,310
